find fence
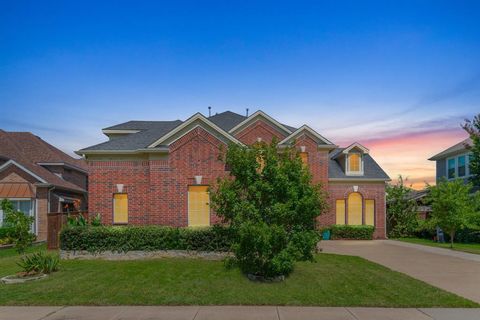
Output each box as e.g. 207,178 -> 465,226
47,211 -> 86,249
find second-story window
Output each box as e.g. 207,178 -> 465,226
458,155 -> 466,177
347,153 -> 362,175
299,152 -> 308,166
448,158 -> 456,179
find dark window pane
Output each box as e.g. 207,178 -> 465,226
458,156 -> 466,177
448,158 -> 456,179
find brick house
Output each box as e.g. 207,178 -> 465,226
0,130 -> 88,241
78,110 -> 390,238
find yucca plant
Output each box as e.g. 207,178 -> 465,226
17,251 -> 60,275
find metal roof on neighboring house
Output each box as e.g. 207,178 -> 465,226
428,138 -> 472,161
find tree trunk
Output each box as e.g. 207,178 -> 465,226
450,231 -> 455,248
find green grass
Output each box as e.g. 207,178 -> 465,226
397,238 -> 480,255
0,245 -> 477,307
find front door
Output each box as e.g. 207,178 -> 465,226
188,186 -> 210,227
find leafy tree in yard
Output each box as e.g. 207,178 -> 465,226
1,199 -> 35,253
427,179 -> 477,248
211,140 -> 328,278
386,176 -> 419,238
463,113 -> 480,185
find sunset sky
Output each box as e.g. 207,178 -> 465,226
1,1 -> 479,189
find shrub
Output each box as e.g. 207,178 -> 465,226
17,251 -> 60,274
330,225 -> 375,240
386,176 -> 419,238
0,226 -> 14,239
211,140 -> 328,278
1,199 -> 35,253
60,225 -> 233,253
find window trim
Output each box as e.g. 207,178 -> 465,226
446,152 -> 473,180
345,152 -> 364,176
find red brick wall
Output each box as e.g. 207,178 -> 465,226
88,127 -> 227,226
234,120 -> 287,145
87,123 -> 386,240
325,183 -> 386,239
292,134 -> 329,187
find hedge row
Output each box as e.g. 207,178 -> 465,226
60,225 -> 234,253
329,225 -> 375,240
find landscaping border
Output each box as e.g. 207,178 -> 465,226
60,250 -> 232,261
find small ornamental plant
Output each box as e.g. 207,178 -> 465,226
211,140 -> 328,279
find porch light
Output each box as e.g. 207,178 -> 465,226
194,176 -> 203,185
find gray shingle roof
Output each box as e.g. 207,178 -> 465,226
428,138 -> 472,161
83,111 -> 296,152
209,111 -> 247,131
82,120 -> 183,151
329,149 -> 390,180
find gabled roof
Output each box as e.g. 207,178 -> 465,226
148,113 -> 244,147
428,138 -> 472,161
342,142 -> 369,154
278,125 -> 335,146
209,111 -> 247,131
0,130 -> 87,192
328,149 -> 390,181
229,110 -> 293,136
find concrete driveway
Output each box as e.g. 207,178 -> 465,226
320,240 -> 480,303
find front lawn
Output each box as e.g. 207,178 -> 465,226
397,238 -> 480,255
0,246 -> 476,307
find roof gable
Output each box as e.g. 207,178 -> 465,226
229,110 -> 293,136
428,138 -> 472,161
148,113 -> 244,148
278,125 -> 335,146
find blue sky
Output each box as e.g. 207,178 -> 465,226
1,1 -> 479,186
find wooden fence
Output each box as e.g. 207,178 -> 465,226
47,212 -> 86,250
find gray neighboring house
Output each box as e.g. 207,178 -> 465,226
428,138 -> 476,187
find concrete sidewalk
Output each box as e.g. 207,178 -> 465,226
320,240 -> 480,303
1,306 -> 480,320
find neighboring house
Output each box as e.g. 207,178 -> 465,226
406,189 -> 431,220
0,130 -> 88,241
429,138 -> 477,188
78,110 -> 390,238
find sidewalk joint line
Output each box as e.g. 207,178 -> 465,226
417,308 -> 435,319
192,306 -> 200,320
38,306 -> 66,320
345,307 -> 360,320
276,306 -> 281,320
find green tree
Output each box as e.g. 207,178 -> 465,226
211,140 -> 328,278
386,176 -> 419,238
427,179 -> 476,248
1,199 -> 35,253
463,113 -> 480,185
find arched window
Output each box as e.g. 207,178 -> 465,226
348,192 -> 363,225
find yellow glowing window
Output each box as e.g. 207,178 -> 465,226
256,155 -> 265,173
349,154 -> 361,172
188,185 -> 210,227
348,192 -> 362,225
336,200 -> 346,225
299,152 -> 308,166
113,194 -> 128,224
365,200 -> 375,226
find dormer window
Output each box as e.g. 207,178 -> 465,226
346,152 -> 364,175
340,142 -> 368,176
